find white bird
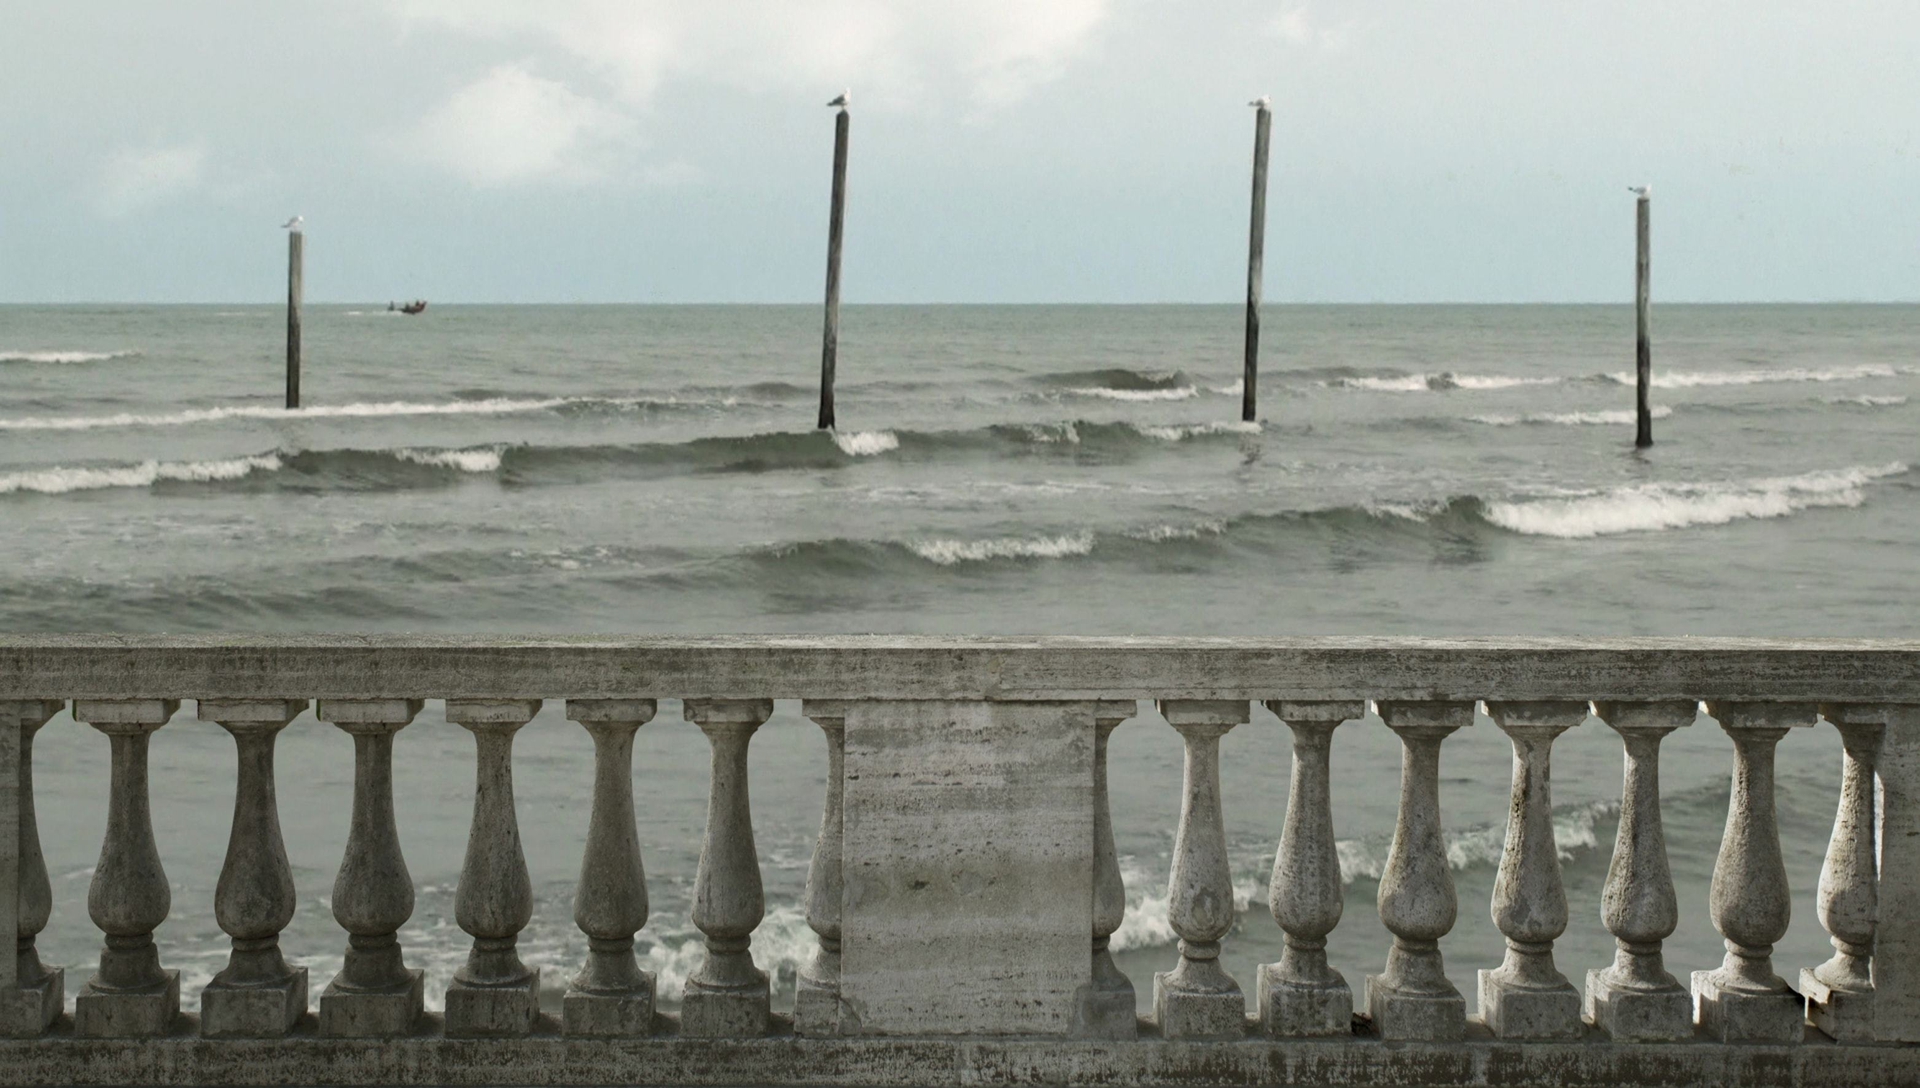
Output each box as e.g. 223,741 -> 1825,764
281,215 -> 303,230
1627,185 -> 1651,198
1249,95 -> 1271,109
827,89 -> 850,108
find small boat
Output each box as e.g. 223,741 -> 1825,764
400,300 -> 428,315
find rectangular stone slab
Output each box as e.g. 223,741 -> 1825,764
839,700 -> 1094,1035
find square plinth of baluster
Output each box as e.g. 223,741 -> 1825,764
0,970 -> 65,1037
1477,970 -> 1581,1039
75,971 -> 181,1037
1365,975 -> 1465,1041
1256,963 -> 1351,1037
1584,969 -> 1693,1041
319,970 -> 425,1037
1076,982 -> 1138,1040
680,979 -> 770,1038
1801,968 -> 1875,1042
444,969 -> 541,1038
1692,970 -> 1803,1043
564,976 -> 655,1037
1153,973 -> 1246,1039
200,967 -> 309,1037
792,976 -> 840,1037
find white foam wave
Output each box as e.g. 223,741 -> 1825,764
1824,394 -> 1908,407
831,430 -> 899,456
908,532 -> 1094,565
1603,364 -> 1898,388
1128,520 -> 1227,542
395,447 -> 503,472
1135,420 -> 1262,441
1211,379 -> 1244,396
1064,385 -> 1199,402
0,349 -> 138,363
1331,372 -> 1558,393
1483,462 -> 1908,539
1020,422 -> 1081,444
0,455 -> 281,495
0,396 -> 582,432
1469,406 -> 1674,426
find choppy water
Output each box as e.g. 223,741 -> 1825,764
2,303 -> 1915,1016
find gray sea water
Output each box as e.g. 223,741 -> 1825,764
1,303 -> 1916,1016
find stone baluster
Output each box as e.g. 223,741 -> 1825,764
1082,699 -> 1139,1039
316,699 -> 426,1037
563,698 -> 658,1036
198,699 -> 310,1037
1153,699 -> 1248,1039
1803,703 -> 1885,1041
1256,700 -> 1363,1037
1694,701 -> 1816,1042
0,700 -> 64,1037
1367,700 -> 1473,1040
794,700 -> 848,1036
682,698 -> 774,1037
1586,701 -> 1696,1041
73,699 -> 181,1037
1479,700 -> 1585,1038
444,698 -> 543,1037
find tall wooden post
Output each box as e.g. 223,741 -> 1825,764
1634,190 -> 1651,448
818,108 -> 849,431
1243,102 -> 1272,423
286,230 -> 303,410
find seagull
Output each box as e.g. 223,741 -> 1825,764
1249,95 -> 1272,109
281,215 -> 303,230
827,89 -> 850,108
1627,185 -> 1651,198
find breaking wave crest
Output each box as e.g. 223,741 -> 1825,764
1328,372 -> 1560,392
0,394 -> 713,432
1481,463 -> 1908,538
0,349 -> 140,364
0,455 -> 282,495
1469,406 -> 1674,426
1600,364 -> 1899,388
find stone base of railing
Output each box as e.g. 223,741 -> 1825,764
0,1015 -> 1913,1087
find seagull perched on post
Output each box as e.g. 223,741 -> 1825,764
281,214 -> 303,230
1627,185 -> 1651,198
827,89 -> 850,109
1249,94 -> 1271,109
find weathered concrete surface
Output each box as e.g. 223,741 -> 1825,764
6,636 -> 1920,703
1855,703 -> 1920,1042
840,701 -> 1093,1036
0,1020 -> 1914,1087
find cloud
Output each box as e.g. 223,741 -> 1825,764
1267,4 -> 1358,51
411,64 -> 636,186
93,144 -> 207,216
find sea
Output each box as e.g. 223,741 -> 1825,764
0,302 -> 1915,1017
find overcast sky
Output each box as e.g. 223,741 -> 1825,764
3,1 -> 1917,303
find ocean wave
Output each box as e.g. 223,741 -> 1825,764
1136,420 -> 1262,440
1033,366 -> 1190,391
908,533 -> 1095,565
0,349 -> 139,364
1329,372 -> 1560,392
393,447 -> 504,472
1064,385 -> 1199,401
831,430 -> 899,456
1600,364 -> 1899,388
0,394 -> 709,432
1823,394 -> 1909,407
1469,406 -> 1674,426
0,455 -> 281,495
1482,462 -> 1909,538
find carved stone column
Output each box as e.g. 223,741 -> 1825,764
198,699 -> 310,1036
1256,700 -> 1362,1037
316,699 -> 426,1037
0,700 -> 64,1037
73,699 -> 181,1037
1081,699 -> 1139,1039
1153,699 -> 1248,1039
1694,701 -> 1816,1042
1367,700 -> 1473,1041
794,700 -> 847,1036
1479,700 -> 1584,1039
562,698 -> 657,1036
1586,701 -> 1695,1041
1804,704 -> 1885,1041
444,698 -> 542,1037
681,698 -> 773,1037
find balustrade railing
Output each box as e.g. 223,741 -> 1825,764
1,635 -> 1918,1087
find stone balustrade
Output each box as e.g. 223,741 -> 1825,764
1,635 -> 1919,1087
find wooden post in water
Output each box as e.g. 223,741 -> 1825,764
1633,187 -> 1651,448
1243,98 -> 1272,423
818,101 -> 850,430
286,228 -> 303,410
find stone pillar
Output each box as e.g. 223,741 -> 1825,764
1586,701 -> 1695,1041
562,698 -> 657,1036
73,699 -> 181,1037
1366,700 -> 1473,1041
197,699 -> 310,1036
0,700 -> 64,1037
1803,704 -> 1884,1041
316,699 -> 426,1037
1256,700 -> 1362,1037
1693,701 -> 1816,1043
1153,699 -> 1248,1040
444,698 -> 542,1037
681,698 -> 773,1038
1873,705 -> 1920,1041
1082,699 -> 1139,1039
1478,700 -> 1584,1039
794,700 -> 847,1037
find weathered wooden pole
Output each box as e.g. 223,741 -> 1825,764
286,229 -> 303,410
1633,187 -> 1651,448
818,101 -> 850,430
1243,98 -> 1272,423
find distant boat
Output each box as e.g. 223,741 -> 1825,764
400,300 -> 427,315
